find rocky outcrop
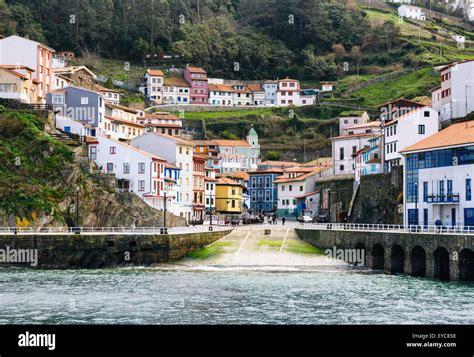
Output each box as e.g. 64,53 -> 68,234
0,109 -> 185,228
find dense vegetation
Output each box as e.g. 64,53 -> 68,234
2,0 -> 470,82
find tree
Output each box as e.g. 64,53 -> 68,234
266,151 -> 281,160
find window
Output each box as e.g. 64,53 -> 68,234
123,163 -> 130,174
299,185 -> 303,191
418,125 -> 425,134
423,181 -> 428,202
352,146 -> 357,154
340,165 -> 344,171
339,147 -> 344,160
231,200 -> 236,208
106,163 -> 113,173
52,94 -> 64,104
138,162 -> 146,174
80,97 -> 88,105
439,180 -> 445,197
110,147 -> 116,154
447,179 -> 453,197
282,185 -> 285,191
138,180 -> 145,191
467,178 -> 472,201
265,177 -> 270,187
289,185 -> 292,192
424,111 -> 430,117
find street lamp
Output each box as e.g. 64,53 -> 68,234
75,187 -> 80,227
414,182 -> 418,226
327,188 -> 331,223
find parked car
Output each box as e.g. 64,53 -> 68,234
297,215 -> 313,223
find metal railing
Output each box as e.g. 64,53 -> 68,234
0,225 -> 232,235
296,222 -> 474,235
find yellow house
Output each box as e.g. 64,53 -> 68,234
0,65 -> 40,103
215,177 -> 243,214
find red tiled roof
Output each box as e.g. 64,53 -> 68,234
216,177 -> 242,186
186,66 -> 206,74
146,69 -> 164,76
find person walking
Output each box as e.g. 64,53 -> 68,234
282,217 -> 286,226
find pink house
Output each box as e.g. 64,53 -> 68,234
184,66 -> 208,104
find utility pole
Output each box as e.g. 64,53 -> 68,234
76,187 -> 80,227
163,192 -> 167,228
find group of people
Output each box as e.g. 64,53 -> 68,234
257,214 -> 286,226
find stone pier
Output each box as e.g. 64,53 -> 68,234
295,228 -> 474,281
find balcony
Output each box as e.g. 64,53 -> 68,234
426,193 -> 460,204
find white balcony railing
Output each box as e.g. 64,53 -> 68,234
0,225 -> 232,235
297,222 -> 474,235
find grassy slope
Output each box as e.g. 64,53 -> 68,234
350,67 -> 440,107
0,110 -> 74,220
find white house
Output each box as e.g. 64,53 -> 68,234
144,69 -> 164,103
231,84 -> 253,106
338,111 -> 370,134
331,121 -> 382,175
275,165 -> 331,218
248,84 -> 265,106
276,78 -> 301,106
94,84 -> 120,104
164,162 -> 182,217
300,90 -> 317,106
384,106 -> 439,170
163,77 -> 190,105
103,103 -> 144,140
0,35 -> 55,102
398,4 -> 426,20
401,121 -> 474,227
139,112 -> 183,137
208,84 -> 234,106
430,85 -> 442,117
436,60 -> 474,123
353,136 -> 382,183
320,83 -> 335,92
263,80 -> 278,106
87,135 -> 167,210
131,133 -> 195,223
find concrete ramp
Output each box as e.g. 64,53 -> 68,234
178,226 -> 349,268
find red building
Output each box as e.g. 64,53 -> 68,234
192,154 -> 207,222
184,66 -> 208,105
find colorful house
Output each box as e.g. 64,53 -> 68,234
192,154 -> 207,222
215,177 -> 244,214
184,66 -> 208,104
248,169 -> 283,214
0,65 -> 40,104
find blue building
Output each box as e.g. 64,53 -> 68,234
248,169 -> 283,213
401,121 -> 474,227
46,86 -> 105,137
164,163 -> 182,216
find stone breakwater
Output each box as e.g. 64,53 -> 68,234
295,228 -> 474,281
0,230 -> 232,268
